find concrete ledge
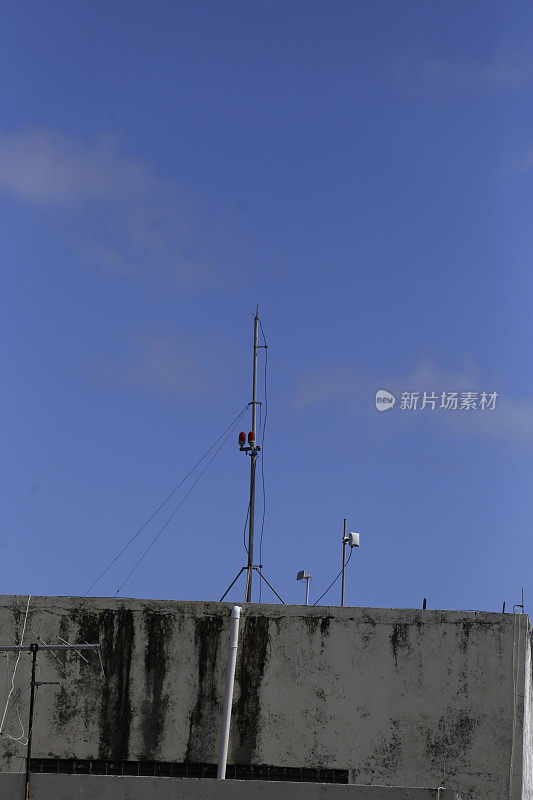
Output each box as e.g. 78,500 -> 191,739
0,774 -> 461,799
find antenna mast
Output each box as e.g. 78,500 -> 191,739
244,309 -> 259,603
219,309 -> 285,605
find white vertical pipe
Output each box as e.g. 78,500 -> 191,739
217,605 -> 242,779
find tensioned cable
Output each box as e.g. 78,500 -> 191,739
313,550 -> 353,606
83,405 -> 249,597
242,495 -> 251,554
258,319 -> 268,602
113,411 -> 246,597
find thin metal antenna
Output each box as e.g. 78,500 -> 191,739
244,309 -> 260,603
0,642 -> 100,800
341,519 -> 347,607
219,310 -> 285,605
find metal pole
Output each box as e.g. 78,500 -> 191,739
244,311 -> 259,603
341,518 -> 347,607
217,606 -> 242,779
253,568 -> 285,604
305,577 -> 310,606
219,567 -> 246,602
0,642 -> 99,800
24,644 -> 38,800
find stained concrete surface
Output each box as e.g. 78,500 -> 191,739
0,774 -> 462,799
0,597 -> 529,800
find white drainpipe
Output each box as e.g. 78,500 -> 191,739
217,605 -> 242,779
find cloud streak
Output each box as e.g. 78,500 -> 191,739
0,128 -> 227,284
94,336 -> 213,398
295,359 -> 533,446
0,130 -> 156,205
393,51 -> 533,93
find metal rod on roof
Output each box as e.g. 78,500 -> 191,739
341,519 -> 347,607
244,310 -> 260,604
24,644 -> 38,800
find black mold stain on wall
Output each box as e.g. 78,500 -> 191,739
320,616 -> 331,654
233,615 -> 269,764
185,616 -> 224,762
142,610 -> 172,758
390,623 -> 410,668
51,610 -> 106,737
459,620 -> 473,653
10,602 -> 24,644
96,608 -> 135,760
54,683 -> 81,728
356,717 -> 403,781
426,710 -> 477,770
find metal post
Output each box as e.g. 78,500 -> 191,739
305,577 -> 310,606
219,567 -> 245,602
253,568 -> 285,604
244,311 -> 259,603
24,644 -> 38,800
0,643 -> 100,800
217,606 -> 242,779
341,518 -> 347,607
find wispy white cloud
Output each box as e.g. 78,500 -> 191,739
393,51 -> 533,93
518,146 -> 533,171
0,129 -> 156,204
294,365 -> 364,408
294,359 -> 478,409
94,336 -> 212,397
0,128 -> 232,284
295,359 -> 533,446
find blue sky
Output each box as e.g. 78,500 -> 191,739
1,0 -> 533,611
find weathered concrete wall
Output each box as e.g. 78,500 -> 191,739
0,774 -> 461,799
520,613 -> 533,798
0,597 -> 528,800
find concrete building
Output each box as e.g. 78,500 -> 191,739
0,595 -> 530,799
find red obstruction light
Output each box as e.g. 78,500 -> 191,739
238,432 -> 246,446
248,431 -> 255,444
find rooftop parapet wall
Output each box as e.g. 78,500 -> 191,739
0,597 -> 529,800
0,774 -> 463,800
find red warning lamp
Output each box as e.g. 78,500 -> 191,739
247,431 -> 255,445
238,432 -> 246,447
